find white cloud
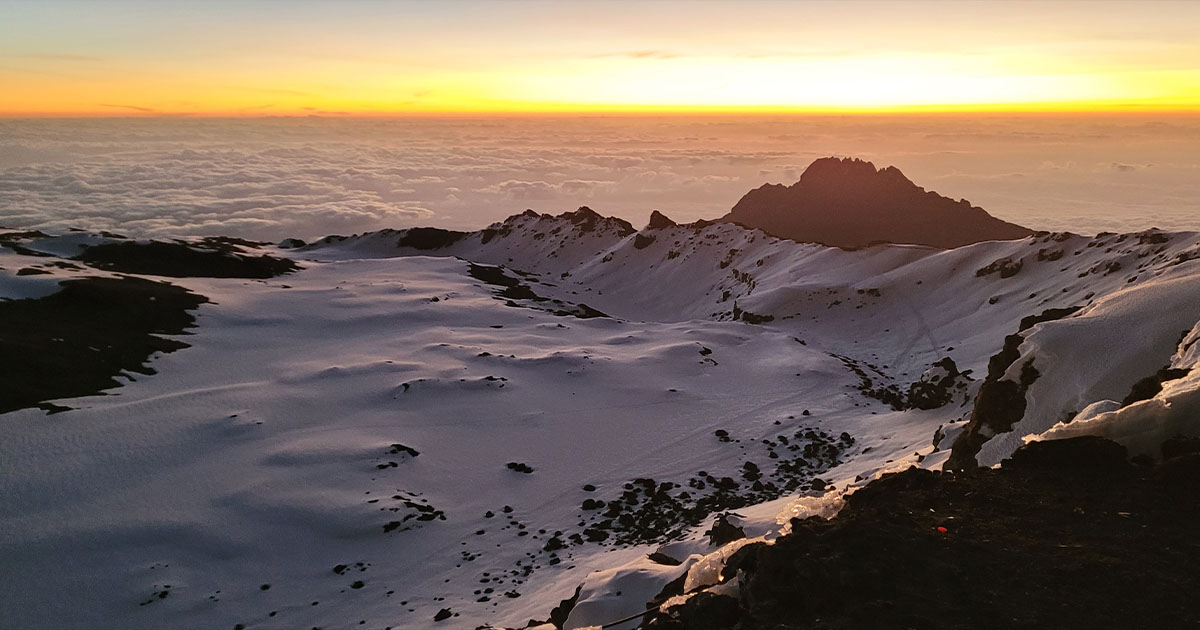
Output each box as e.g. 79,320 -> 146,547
0,116 -> 1197,240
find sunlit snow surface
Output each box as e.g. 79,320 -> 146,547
2,216 -> 1199,629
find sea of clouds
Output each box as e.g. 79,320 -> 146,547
1,116 -> 1197,241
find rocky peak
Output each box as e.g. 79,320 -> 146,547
722,157 -> 1032,249
647,210 -> 677,230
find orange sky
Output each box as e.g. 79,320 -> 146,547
3,1 -> 1200,116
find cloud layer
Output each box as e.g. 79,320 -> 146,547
0,116 -> 1198,241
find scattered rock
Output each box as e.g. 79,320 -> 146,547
705,513 -> 745,546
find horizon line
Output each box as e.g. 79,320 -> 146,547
5,106 -> 1200,120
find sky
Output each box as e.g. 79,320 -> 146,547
3,0 -> 1200,116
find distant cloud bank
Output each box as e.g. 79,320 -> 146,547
0,116 -> 1197,240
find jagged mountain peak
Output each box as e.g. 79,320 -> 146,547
647,210 -> 677,230
797,157 -> 914,189
724,156 -> 1033,250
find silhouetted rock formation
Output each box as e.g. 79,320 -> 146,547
722,157 -> 1033,249
646,210 -> 677,230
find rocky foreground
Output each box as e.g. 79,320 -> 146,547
642,436 -> 1200,630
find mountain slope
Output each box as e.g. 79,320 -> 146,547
306,212 -> 1200,474
1,213 -> 1198,630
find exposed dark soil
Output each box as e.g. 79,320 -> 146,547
0,276 -> 208,414
77,240 -> 298,278
645,437 -> 1200,630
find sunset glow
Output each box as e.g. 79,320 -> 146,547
3,0 -> 1200,116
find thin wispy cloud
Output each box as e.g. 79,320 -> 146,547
590,50 -> 681,59
16,53 -> 103,62
248,87 -> 313,97
97,104 -> 156,113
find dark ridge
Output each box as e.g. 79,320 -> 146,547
77,241 -> 298,278
947,306 -> 1081,470
721,157 -> 1033,249
1121,366 -> 1190,407
557,206 -> 636,237
548,585 -> 582,629
0,236 -> 56,257
277,237 -> 307,249
684,218 -> 719,230
197,236 -> 268,251
647,210 -> 677,230
1018,306 -> 1082,332
647,437 -> 1200,630
0,230 -> 52,241
395,227 -> 468,250
0,276 -> 208,414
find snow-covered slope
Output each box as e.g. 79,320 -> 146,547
305,210 -> 1200,471
2,213 -> 1199,630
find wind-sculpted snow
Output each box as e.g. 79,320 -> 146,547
1026,319 -> 1200,460
3,213 -> 1200,629
309,212 -> 1200,473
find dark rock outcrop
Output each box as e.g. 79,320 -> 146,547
394,227 -> 467,250
558,206 -> 636,237
905,357 -> 968,410
647,437 -> 1200,630
946,306 -> 1080,470
466,263 -> 609,319
647,210 -> 677,230
1121,366 -> 1190,407
722,157 -> 1033,249
633,233 -> 657,249
78,240 -> 298,278
0,276 -> 208,414
705,513 -> 745,547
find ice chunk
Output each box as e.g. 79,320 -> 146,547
682,537 -> 763,593
776,490 -> 845,534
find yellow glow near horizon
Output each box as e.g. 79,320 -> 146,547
3,1 -> 1200,117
